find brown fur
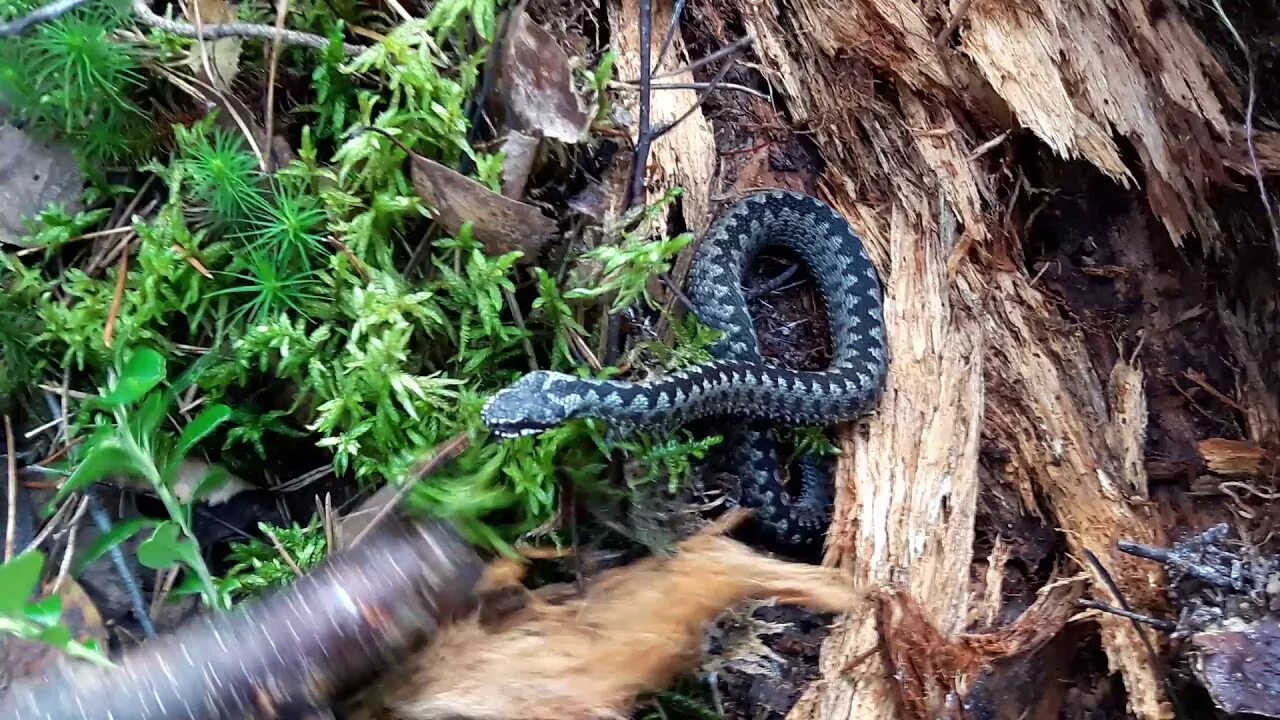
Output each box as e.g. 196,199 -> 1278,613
357,511 -> 859,720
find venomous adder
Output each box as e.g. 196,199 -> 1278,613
482,190 -> 889,551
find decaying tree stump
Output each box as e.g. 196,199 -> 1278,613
603,0 -> 1279,718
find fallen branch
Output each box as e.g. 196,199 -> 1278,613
131,0 -> 365,55
0,0 -> 91,37
0,511 -> 484,720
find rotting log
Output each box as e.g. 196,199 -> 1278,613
600,0 -> 1266,716
0,512 -> 485,720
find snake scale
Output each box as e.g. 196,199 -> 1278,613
482,190 -> 889,552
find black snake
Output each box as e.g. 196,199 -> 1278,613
482,190 -> 889,551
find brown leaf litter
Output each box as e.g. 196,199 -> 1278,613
347,510 -> 861,720
389,135 -> 556,259
492,6 -> 594,144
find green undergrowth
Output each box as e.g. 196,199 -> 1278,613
1,0 -> 724,577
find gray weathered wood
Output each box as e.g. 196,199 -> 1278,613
0,512 -> 484,719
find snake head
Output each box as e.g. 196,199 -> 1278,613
481,371 -> 580,440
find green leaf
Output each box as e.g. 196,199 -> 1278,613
35,623 -> 71,648
50,438 -> 136,509
23,595 -> 62,627
131,391 -> 170,442
99,348 -> 167,406
174,404 -> 232,460
74,518 -> 157,576
0,551 -> 44,615
137,522 -> 199,571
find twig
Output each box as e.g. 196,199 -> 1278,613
261,0 -> 291,171
505,287 -> 540,371
650,34 -> 752,81
1077,599 -> 1176,631
651,56 -> 737,143
655,0 -> 687,68
0,0 -> 91,37
346,432 -> 471,549
131,0 -> 364,55
611,80 -> 769,101
627,0 -> 655,209
746,264 -> 800,300
20,494 -> 71,556
51,495 -> 89,594
1083,548 -> 1183,715
1205,0 -> 1280,264
1244,60 -> 1280,264
103,245 -> 130,349
263,526 -> 304,578
4,415 -> 16,563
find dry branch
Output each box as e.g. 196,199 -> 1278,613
0,513 -> 484,720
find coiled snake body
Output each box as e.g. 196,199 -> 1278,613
482,190 -> 889,551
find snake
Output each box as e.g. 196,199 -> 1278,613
481,190 -> 889,552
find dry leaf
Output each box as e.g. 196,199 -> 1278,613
361,510 -> 860,720
494,9 -> 593,143
0,579 -> 107,688
409,152 -> 556,258
186,0 -> 243,93
499,131 -> 541,200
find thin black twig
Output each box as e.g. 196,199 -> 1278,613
1077,599 -> 1177,631
1244,60 -> 1280,262
613,80 -> 769,101
131,0 -> 364,54
651,34 -> 753,81
1084,548 -> 1185,717
461,0 -> 522,176
0,0 -> 91,37
627,0 -> 655,209
649,54 -> 736,143
655,0 -> 687,69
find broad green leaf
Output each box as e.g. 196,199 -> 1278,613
50,438 -> 136,509
99,348 -> 166,407
23,595 -> 61,627
35,623 -> 71,648
74,518 -> 157,576
130,391 -> 170,441
0,551 -> 44,615
137,522 -> 198,571
174,404 -> 232,460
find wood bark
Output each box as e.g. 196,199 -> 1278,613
606,0 -> 1266,718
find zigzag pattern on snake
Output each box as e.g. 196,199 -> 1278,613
481,190 -> 890,552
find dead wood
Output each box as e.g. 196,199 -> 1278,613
0,513 -> 484,720
597,0 -> 1274,717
